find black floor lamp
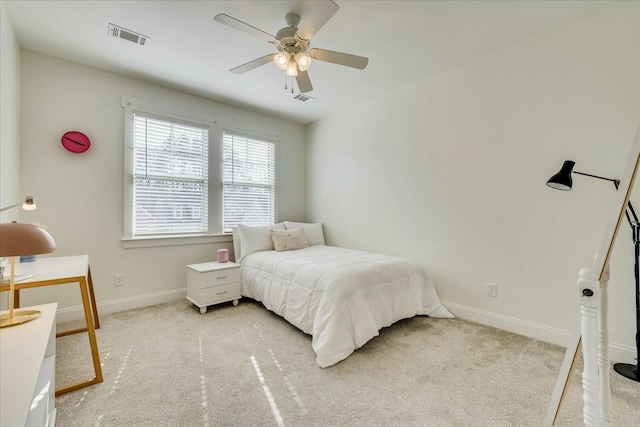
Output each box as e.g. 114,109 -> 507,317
547,160 -> 640,383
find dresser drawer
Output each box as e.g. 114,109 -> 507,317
200,282 -> 241,304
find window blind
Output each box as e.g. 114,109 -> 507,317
223,131 -> 275,232
133,112 -> 209,236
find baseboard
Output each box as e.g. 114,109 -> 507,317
442,301 -> 636,364
56,288 -> 187,324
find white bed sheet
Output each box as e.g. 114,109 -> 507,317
240,245 -> 453,367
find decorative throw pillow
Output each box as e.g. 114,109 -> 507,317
283,221 -> 325,245
270,227 -> 310,252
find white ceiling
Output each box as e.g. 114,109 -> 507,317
4,0 -> 609,125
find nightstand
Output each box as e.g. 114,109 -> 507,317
186,261 -> 241,314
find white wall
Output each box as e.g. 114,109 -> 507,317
0,1 -> 21,222
18,51 -> 306,320
306,3 -> 640,361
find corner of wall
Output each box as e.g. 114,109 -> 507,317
0,1 -> 21,219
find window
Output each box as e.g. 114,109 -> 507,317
132,112 -> 209,237
223,131 -> 276,232
122,96 -> 279,244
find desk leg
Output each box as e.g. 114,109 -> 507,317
87,266 -> 100,329
56,267 -> 100,337
56,276 -> 104,395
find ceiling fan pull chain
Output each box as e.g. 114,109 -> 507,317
291,75 -> 294,93
284,73 -> 288,91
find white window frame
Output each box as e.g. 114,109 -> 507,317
222,129 -> 278,233
131,112 -> 209,236
121,96 -> 279,248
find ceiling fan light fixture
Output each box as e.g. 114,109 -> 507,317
273,52 -> 289,70
295,52 -> 312,72
215,0 -> 369,92
285,60 -> 298,77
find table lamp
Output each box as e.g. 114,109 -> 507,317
0,222 -> 56,328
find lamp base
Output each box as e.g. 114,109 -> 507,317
0,309 -> 41,328
613,362 -> 640,382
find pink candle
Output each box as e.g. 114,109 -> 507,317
217,248 -> 229,263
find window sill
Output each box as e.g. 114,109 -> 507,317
122,233 -> 232,249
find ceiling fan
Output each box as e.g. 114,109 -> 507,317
214,0 -> 368,94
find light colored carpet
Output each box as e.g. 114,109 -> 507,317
55,300 -> 639,426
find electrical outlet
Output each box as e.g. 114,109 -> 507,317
487,283 -> 497,298
114,273 -> 125,287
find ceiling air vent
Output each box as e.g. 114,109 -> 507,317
108,23 -> 149,46
294,94 -> 315,103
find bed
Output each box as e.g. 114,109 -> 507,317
233,222 -> 453,368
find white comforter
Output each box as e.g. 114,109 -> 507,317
241,245 -> 453,367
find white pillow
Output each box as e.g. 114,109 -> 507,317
232,227 -> 242,262
270,227 -> 309,252
283,221 -> 325,245
236,223 -> 285,262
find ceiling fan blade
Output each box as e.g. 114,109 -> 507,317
296,0 -> 339,41
230,54 -> 275,75
214,14 -> 277,43
296,70 -> 313,93
309,48 -> 369,70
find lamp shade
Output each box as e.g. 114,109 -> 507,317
547,160 -> 575,191
285,60 -> 298,77
295,52 -> 312,72
22,196 -> 36,211
273,53 -> 289,70
0,223 -> 56,257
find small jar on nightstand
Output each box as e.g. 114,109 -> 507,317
186,261 -> 241,314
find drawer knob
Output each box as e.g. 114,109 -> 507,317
216,291 -> 228,296
216,276 -> 227,280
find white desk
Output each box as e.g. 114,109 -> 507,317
0,303 -> 57,427
0,255 -> 103,395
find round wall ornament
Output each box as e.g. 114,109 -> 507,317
61,131 -> 91,153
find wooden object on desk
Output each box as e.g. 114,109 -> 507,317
0,303 -> 57,427
0,255 -> 103,395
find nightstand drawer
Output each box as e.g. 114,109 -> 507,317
200,282 -> 241,304
204,268 -> 240,287
187,265 -> 240,288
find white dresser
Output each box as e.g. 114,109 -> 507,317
186,261 -> 241,314
0,303 -> 57,427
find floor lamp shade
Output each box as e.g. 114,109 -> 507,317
0,222 -> 56,328
547,160 -> 575,190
